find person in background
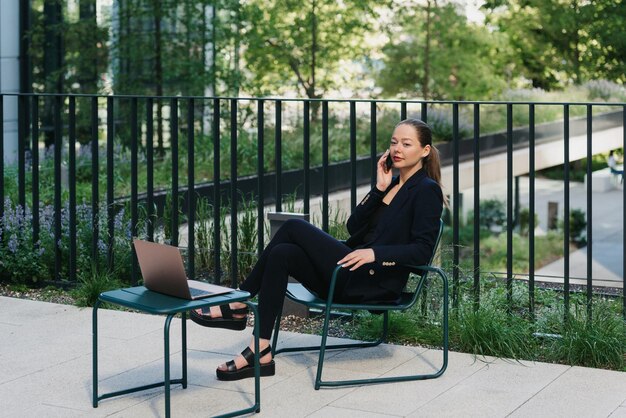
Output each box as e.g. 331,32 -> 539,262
608,150 -> 623,183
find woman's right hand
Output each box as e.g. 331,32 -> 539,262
376,149 -> 393,192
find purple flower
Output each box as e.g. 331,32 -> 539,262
8,234 -> 18,253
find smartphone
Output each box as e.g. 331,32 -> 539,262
385,153 -> 393,171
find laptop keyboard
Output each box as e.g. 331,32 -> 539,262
189,287 -> 212,297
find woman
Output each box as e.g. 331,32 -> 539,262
191,118 -> 444,381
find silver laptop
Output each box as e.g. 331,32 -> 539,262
133,238 -> 233,300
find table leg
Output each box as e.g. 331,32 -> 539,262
182,311 -> 187,389
246,302 -> 261,413
164,314 -> 175,418
92,299 -> 101,408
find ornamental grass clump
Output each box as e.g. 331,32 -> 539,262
544,302 -> 625,370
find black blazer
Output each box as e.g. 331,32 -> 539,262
341,168 -> 443,303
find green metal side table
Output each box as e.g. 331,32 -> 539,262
92,286 -> 260,418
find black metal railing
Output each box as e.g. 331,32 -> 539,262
0,93 -> 624,319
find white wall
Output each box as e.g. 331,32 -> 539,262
0,0 -> 20,164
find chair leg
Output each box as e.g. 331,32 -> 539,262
315,269 -> 449,388
270,310 -> 282,357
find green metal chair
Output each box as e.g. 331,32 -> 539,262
271,220 -> 448,389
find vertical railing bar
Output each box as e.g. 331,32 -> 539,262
230,99 -> 238,288
322,101 -> 329,232
146,98 -> 154,241
400,101 -> 407,121
473,103 -> 480,309
18,95 -> 26,211
563,104 -> 570,320
106,97 -> 115,272
275,100 -> 282,212
171,98 -> 179,246
54,95 -> 62,281
32,96 -> 40,245
529,104 -> 536,320
90,97 -> 98,261
370,102 -> 377,188
586,105 -> 593,319
257,99 -> 265,253
0,95 -> 4,221
187,98 -> 195,280
623,105 -> 626,320
130,97 -> 139,285
452,103 -> 459,308
506,103 -> 513,309
213,99 -> 221,283
68,96 -> 77,282
350,101 -> 357,209
421,102 -> 428,123
303,100 -> 310,216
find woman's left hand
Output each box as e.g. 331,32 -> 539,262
337,249 -> 375,271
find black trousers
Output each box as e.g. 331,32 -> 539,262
239,219 -> 353,339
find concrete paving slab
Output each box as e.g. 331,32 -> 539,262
252,367 -> 362,417
2,296 -> 625,418
308,405 -> 399,418
610,406 -> 626,418
331,350 -> 489,416
509,366 -> 626,418
407,358 -> 568,418
319,343 -> 423,375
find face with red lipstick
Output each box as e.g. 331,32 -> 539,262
388,123 -> 431,174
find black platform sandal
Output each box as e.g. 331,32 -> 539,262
189,304 -> 248,331
216,345 -> 275,381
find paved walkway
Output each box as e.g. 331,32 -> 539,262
1,296 -> 625,417
463,177 -> 624,288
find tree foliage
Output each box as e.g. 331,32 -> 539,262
483,0 -> 626,89
243,0 -> 380,98
376,1 -> 512,100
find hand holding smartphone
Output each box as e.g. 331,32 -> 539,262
385,152 -> 393,171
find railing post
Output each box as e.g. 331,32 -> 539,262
350,100 -> 357,209
370,102 -> 377,188
0,95 -> 4,221
303,100 -> 310,217
54,95 -> 62,281
586,105 -> 593,320
187,98 -> 195,280
212,98 -> 221,283
106,96 -> 115,272
257,99 -> 265,253
452,103 -> 459,309
131,97 -> 139,285
31,96 -> 40,246
322,101 -> 329,232
473,103 -> 480,310
506,103 -> 513,310
170,98 -> 179,246
528,104 -> 536,320
563,104 -> 570,321
146,98 -> 154,241
230,98 -> 238,287
275,100 -> 282,212
69,96 -> 77,282
91,97 -> 99,261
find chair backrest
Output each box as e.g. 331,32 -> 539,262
401,219 -> 444,306
428,219 -> 445,267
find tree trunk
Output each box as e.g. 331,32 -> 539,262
43,0 -> 63,148
423,0 -> 432,100
78,0 -> 98,93
153,0 -> 164,155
